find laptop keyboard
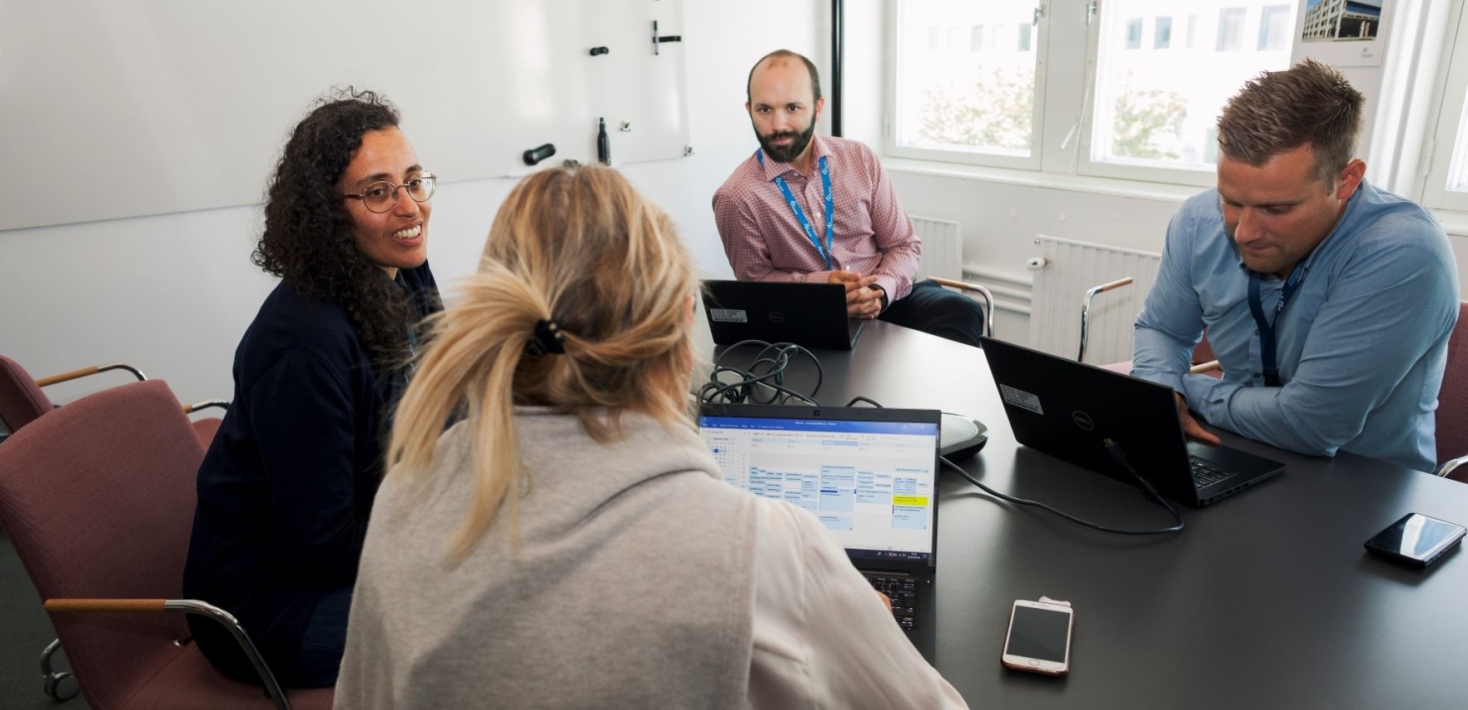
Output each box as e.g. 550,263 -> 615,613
864,572 -> 918,630
1189,457 -> 1230,488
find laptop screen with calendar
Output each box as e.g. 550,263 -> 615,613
697,404 -> 941,566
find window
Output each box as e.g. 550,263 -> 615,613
1423,3 -> 1468,212
1217,8 -> 1247,51
1155,17 -> 1173,50
887,0 -> 1298,186
1258,5 -> 1292,51
1082,0 -> 1298,185
890,0 -> 1047,170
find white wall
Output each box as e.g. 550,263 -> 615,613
0,2 -> 825,408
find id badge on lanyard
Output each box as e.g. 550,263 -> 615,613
759,150 -> 835,269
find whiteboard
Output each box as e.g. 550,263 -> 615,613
0,0 -> 690,231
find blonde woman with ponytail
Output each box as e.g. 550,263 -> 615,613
334,166 -> 966,709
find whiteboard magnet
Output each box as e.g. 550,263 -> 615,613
523,143 -> 556,166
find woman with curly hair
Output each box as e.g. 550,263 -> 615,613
183,89 -> 440,688
333,165 -> 965,708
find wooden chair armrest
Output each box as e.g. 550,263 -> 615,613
183,399 -> 230,414
35,363 -> 147,387
927,277 -> 995,338
1188,360 -> 1222,375
44,598 -> 166,613
1078,278 -> 1135,362
45,597 -> 290,709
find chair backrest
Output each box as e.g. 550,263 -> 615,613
0,354 -> 54,432
0,380 -> 206,708
1436,302 -> 1468,470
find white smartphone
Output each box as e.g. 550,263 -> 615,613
1001,599 -> 1074,676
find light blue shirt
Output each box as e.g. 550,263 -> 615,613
1133,181 -> 1458,472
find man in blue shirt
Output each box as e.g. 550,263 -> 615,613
1132,59 -> 1458,473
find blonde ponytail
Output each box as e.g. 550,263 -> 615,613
386,165 -> 697,562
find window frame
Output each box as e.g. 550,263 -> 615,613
882,0 -> 1303,190
1420,1 -> 1468,212
882,0 -> 1052,172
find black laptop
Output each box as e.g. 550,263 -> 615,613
981,336 -> 1284,508
702,280 -> 864,350
698,403 -> 941,640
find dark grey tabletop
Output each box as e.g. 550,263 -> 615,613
704,319 -> 1468,709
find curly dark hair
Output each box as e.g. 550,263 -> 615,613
253,88 -> 420,365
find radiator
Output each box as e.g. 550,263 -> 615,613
910,216 -> 963,281
1026,235 -> 1162,366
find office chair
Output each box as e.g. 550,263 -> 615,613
0,354 -> 226,447
1436,302 -> 1468,481
928,277 -> 995,339
0,380 -> 332,709
1075,277 -> 1135,364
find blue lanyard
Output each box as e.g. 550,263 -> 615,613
758,150 -> 834,269
1246,265 -> 1308,387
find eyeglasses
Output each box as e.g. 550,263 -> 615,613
344,173 -> 437,213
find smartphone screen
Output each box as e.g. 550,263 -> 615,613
1365,513 -> 1466,564
1006,604 -> 1071,663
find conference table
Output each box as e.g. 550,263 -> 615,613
701,319 -> 1468,709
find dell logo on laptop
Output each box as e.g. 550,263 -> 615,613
1071,411 -> 1094,431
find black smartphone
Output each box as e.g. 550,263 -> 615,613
1364,513 -> 1466,568
1001,599 -> 1073,676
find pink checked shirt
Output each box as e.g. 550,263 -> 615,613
711,135 -> 921,301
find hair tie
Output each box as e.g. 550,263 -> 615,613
526,318 -> 567,356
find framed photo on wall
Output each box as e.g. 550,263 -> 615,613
1294,0 -> 1391,67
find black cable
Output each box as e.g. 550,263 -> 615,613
941,437 -> 1185,536
844,396 -> 884,408
699,340 -> 823,406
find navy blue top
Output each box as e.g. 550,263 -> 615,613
183,263 -> 439,682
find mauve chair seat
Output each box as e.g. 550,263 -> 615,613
192,417 -> 223,448
119,646 -> 333,710
0,381 -> 332,708
0,354 -> 53,432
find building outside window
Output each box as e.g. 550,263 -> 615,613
891,0 -> 1045,169
1155,16 -> 1173,50
1301,0 -> 1383,41
889,0 -> 1298,185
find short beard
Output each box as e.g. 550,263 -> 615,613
757,121 -> 816,164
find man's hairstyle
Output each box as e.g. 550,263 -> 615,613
1216,59 -> 1364,185
746,49 -> 823,104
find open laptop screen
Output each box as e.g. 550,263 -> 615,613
698,410 -> 939,564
